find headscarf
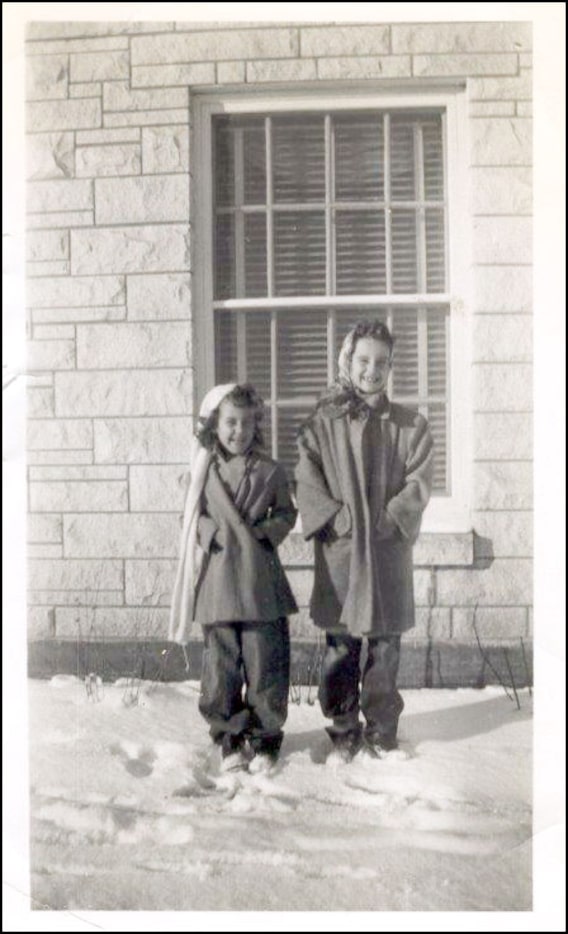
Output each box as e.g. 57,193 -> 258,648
168,383 -> 237,644
316,327 -> 389,420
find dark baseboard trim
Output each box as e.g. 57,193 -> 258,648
27,638 -> 533,690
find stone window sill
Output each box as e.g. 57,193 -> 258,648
279,531 -> 474,568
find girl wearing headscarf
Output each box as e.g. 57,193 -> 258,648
169,383 -> 298,773
295,320 -> 434,763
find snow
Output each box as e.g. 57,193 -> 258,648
23,676 -> 535,916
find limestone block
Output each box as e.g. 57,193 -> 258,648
414,570 -> 434,606
27,386 -> 55,418
27,545 -> 64,559
131,29 -> 298,66
26,54 -> 68,100
469,75 -> 532,101
474,266 -> 532,313
55,606 -> 170,639
474,412 -> 533,460
471,167 -> 532,215
63,513 -> 179,558
28,558 -> 123,590
473,511 -> 533,558
77,127 -> 140,144
27,33 -> 127,50
474,363 -> 533,412
27,450 -> 94,465
95,175 -> 189,224
76,143 -> 141,177
29,466 -> 127,481
27,211 -> 94,229
28,607 -> 55,639
70,225 -> 189,275
317,56 -> 411,80
127,273 -> 190,320
27,261 -> 70,277
27,418 -> 93,451
415,53 -> 517,77
104,110 -> 189,129
55,369 -> 192,418
279,534 -> 313,566
129,465 -> 188,512
141,127 -> 189,175
76,323 -> 190,369
469,102 -> 516,117
103,82 -> 188,112
300,25 -> 389,57
473,217 -> 532,265
471,118 -> 532,166
132,63 -> 215,87
452,606 -> 528,640
70,83 -> 102,98
94,417 -> 192,464
27,514 -> 63,543
413,607 -> 452,640
27,99 -> 101,132
26,132 -> 75,180
29,590 -> 123,606
473,315 -> 532,363
474,461 -> 532,510
125,559 -> 177,605
413,532 -> 474,567
247,60 -> 317,83
27,340 -> 75,371
391,22 -> 531,54
70,51 -> 129,82
27,179 -> 92,213
436,559 -> 532,606
26,230 -> 69,262
32,306 -> 126,325
30,480 -> 128,513
217,62 -> 246,85
33,325 -> 75,340
286,569 -> 313,607
517,102 -> 532,117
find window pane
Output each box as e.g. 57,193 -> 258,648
390,117 -> 416,201
243,125 -> 266,204
335,210 -> 386,294
423,117 -> 444,201
215,308 -> 237,381
334,115 -> 384,201
392,308 -> 419,398
391,209 -> 418,292
276,407 -> 314,481
215,310 -> 271,399
428,402 -> 448,494
214,124 -> 234,207
245,313 -> 272,399
214,214 -> 234,299
244,213 -> 267,296
274,212 -> 326,295
425,208 -> 446,292
427,307 -> 448,397
277,309 -> 328,398
273,116 -> 325,203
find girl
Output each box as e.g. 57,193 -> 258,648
295,320 -> 434,762
169,383 -> 298,773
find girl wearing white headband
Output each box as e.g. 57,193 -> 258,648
295,319 -> 434,764
169,383 -> 297,773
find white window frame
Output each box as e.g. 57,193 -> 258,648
192,86 -> 473,534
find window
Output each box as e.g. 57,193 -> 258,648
194,90 -> 471,531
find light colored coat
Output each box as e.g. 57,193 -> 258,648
295,400 -> 434,637
193,450 -> 298,626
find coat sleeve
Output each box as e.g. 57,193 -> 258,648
252,464 -> 298,549
196,514 -> 220,553
385,415 -> 434,544
295,421 -> 343,541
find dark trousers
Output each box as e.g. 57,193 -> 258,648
319,632 -> 404,745
198,618 -> 290,755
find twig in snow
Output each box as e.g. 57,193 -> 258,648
503,648 -> 521,710
520,638 -> 532,696
471,605 -> 514,702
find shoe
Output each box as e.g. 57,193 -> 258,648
248,751 -> 278,775
327,731 -> 362,765
219,734 -> 248,772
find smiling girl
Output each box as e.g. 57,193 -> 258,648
295,320 -> 434,763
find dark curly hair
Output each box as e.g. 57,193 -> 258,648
196,383 -> 265,451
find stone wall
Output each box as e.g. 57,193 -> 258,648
25,20 -> 533,664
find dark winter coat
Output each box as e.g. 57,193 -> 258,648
194,449 -> 298,625
295,398 -> 434,637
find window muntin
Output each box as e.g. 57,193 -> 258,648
212,109 -> 449,494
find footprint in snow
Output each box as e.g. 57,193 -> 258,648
109,741 -> 156,777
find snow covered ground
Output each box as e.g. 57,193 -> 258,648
22,676 -> 534,916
